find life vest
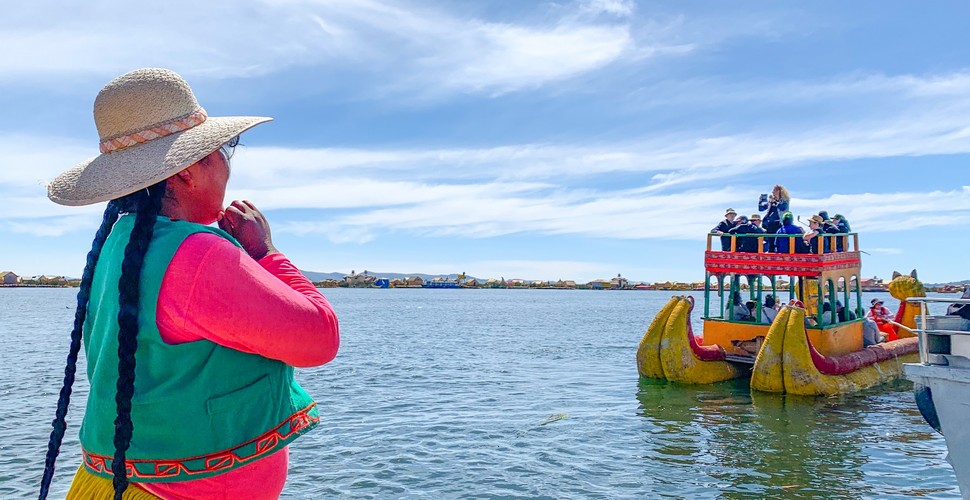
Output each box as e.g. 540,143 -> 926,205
870,306 -> 897,341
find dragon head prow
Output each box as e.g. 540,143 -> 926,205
888,269 -> 925,334
888,269 -> 925,300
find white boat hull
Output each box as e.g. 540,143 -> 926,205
905,362 -> 970,498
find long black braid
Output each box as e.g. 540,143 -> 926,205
39,201 -> 121,500
109,182 -> 166,499
38,180 -> 166,500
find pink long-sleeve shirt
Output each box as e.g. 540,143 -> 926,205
136,232 -> 339,499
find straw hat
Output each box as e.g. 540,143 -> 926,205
47,68 -> 271,206
808,214 -> 824,225
749,214 -> 761,222
725,208 -> 737,216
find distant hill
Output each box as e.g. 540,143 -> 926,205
300,270 -> 477,282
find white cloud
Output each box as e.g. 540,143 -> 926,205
435,24 -> 630,95
6,214 -> 100,237
580,0 -> 636,17
272,184 -> 970,243
0,0 -> 641,97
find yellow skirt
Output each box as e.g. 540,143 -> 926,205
66,465 -> 160,500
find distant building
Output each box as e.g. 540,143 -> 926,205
610,274 -> 628,289
343,272 -> 376,288
1,271 -> 20,284
857,276 -> 887,291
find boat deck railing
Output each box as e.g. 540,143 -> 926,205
706,232 -> 859,255
906,297 -> 970,366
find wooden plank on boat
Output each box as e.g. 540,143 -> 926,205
725,354 -> 756,365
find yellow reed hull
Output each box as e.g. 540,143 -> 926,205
750,306 -> 919,396
637,296 -> 745,384
638,298 -> 918,395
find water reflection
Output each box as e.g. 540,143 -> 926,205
637,379 -> 884,497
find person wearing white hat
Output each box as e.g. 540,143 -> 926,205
711,208 -> 738,251
802,214 -> 828,254
40,69 -> 340,499
866,298 -> 892,322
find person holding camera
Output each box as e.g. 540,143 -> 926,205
758,185 -> 790,252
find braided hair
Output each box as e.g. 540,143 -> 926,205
39,201 -> 120,500
39,181 -> 166,500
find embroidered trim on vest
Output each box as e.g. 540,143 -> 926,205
82,402 -> 318,480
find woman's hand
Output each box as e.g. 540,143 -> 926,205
218,200 -> 279,260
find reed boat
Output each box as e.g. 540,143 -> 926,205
637,231 -> 922,395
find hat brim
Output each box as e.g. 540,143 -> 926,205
48,115 -> 271,206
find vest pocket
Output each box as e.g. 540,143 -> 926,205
206,375 -> 272,414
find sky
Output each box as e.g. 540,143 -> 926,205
1,0 -> 969,284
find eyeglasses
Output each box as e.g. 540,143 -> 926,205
220,136 -> 239,161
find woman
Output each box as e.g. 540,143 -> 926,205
802,214 -> 826,254
40,68 -> 339,499
866,298 -> 897,342
758,185 -> 790,252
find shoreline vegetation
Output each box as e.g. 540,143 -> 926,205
3,272 -> 967,293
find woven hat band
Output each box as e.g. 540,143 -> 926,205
99,108 -> 208,154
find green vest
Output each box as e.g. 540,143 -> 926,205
79,215 -> 318,482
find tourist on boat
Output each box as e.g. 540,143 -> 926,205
833,214 -> 851,233
835,300 -> 856,322
820,301 -> 834,324
866,298 -> 895,342
866,299 -> 893,321
774,212 -> 807,254
819,212 -> 844,251
40,68 -> 340,500
803,214 -> 830,253
830,214 -> 851,252
947,286 -> 970,320
744,299 -> 772,323
728,214 -> 765,253
712,208 -> 738,251
862,318 -> 882,346
731,291 -> 751,321
744,300 -> 764,322
763,295 -> 779,323
749,214 -> 768,252
758,185 -> 791,252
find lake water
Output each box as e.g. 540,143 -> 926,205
0,287 -> 960,498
